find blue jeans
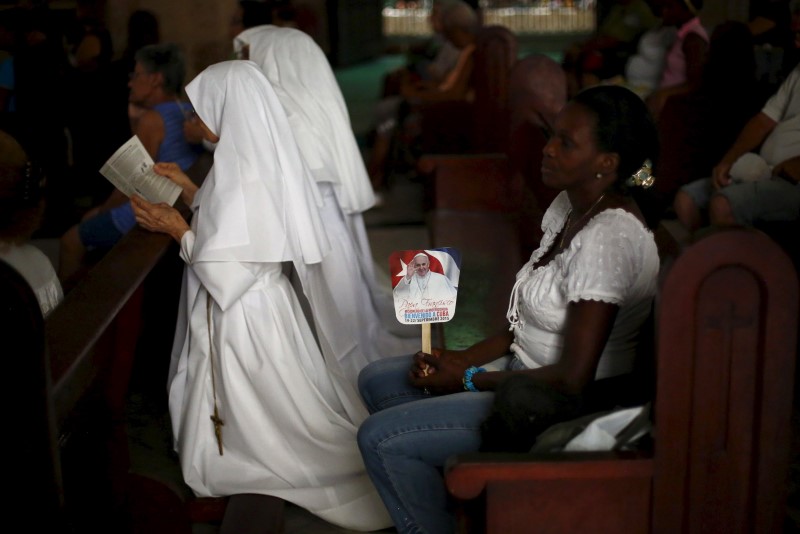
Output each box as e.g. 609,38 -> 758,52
357,356 -> 494,534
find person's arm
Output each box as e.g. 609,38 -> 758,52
409,330 -> 515,384
86,189 -> 129,219
748,16 -> 777,37
403,49 -> 474,102
134,109 -> 165,160
712,112 -> 777,189
473,300 -> 618,393
183,116 -> 206,146
412,301 -> 618,394
153,162 -> 199,206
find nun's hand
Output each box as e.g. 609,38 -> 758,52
131,195 -> 190,242
154,162 -> 198,205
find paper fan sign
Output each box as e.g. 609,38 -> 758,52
390,247 -> 461,353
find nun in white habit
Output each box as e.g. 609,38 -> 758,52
131,60 -> 392,532
234,25 -> 418,385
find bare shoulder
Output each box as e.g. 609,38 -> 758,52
135,109 -> 165,135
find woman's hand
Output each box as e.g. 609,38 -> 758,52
409,350 -> 470,395
183,117 -> 206,145
131,195 -> 190,242
154,162 -> 198,205
712,159 -> 734,190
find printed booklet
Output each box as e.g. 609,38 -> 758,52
99,135 -> 182,206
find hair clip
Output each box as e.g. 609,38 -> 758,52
627,159 -> 655,189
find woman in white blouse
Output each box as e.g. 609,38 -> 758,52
357,85 -> 660,534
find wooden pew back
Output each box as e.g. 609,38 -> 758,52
653,228 -> 797,533
418,25 -> 518,155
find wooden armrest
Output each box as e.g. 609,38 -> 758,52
446,451 -> 654,533
445,451 -> 654,500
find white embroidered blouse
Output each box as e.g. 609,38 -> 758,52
506,191 -> 659,379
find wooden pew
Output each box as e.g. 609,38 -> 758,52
417,25 -> 519,156
3,261 -> 63,530
20,219 -> 285,532
45,227 -> 174,532
444,228 -> 798,533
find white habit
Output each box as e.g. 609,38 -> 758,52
168,61 -> 391,531
236,26 -> 418,384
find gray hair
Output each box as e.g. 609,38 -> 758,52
134,42 -> 186,95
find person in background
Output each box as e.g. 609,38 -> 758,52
381,0 -> 460,97
368,0 -> 479,197
673,64 -> 800,231
0,129 -> 62,317
357,85 -> 660,534
58,43 -> 201,284
562,0 -> 659,96
131,60 -> 392,532
644,0 -> 708,119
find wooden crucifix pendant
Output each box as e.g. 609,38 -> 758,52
210,408 -> 225,455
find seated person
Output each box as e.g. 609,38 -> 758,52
382,0 -> 460,97
58,43 -> 201,283
357,85 -> 661,534
368,0 -> 479,194
674,64 -> 800,231
644,0 -> 709,119
563,0 -> 659,96
0,130 -> 62,317
603,24 -> 677,99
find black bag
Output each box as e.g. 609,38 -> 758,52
479,375 -> 584,453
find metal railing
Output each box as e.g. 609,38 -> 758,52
382,2 -> 595,36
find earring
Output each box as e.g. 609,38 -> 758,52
596,173 -> 602,179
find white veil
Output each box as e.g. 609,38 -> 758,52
185,60 -> 329,265
235,26 -> 375,214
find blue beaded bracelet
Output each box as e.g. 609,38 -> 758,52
463,366 -> 486,392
